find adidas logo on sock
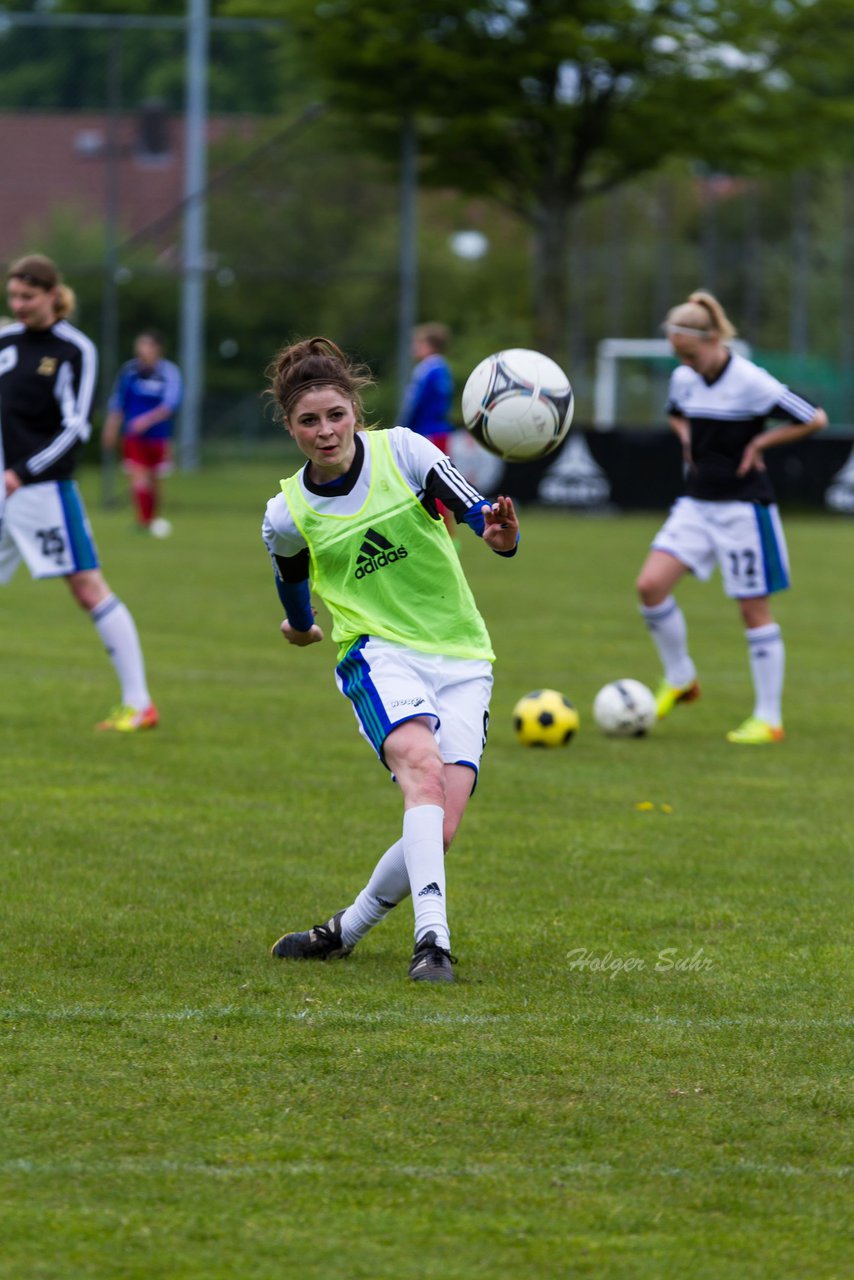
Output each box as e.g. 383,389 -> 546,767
417,881 -> 442,898
354,527 -> 408,579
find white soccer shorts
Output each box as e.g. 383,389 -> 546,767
0,480 -> 100,582
335,636 -> 493,777
652,496 -> 790,598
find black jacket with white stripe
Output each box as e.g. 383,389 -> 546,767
0,320 -> 97,484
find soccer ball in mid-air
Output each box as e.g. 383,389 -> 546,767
592,680 -> 657,738
513,689 -> 579,747
461,348 -> 574,461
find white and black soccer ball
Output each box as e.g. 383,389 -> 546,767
593,680 -> 657,738
461,348 -> 574,462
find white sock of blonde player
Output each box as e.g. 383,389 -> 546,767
403,804 -> 450,949
640,597 -> 697,687
91,594 -> 151,710
746,623 -> 785,725
339,839 -> 410,948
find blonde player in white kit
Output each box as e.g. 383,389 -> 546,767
636,290 -> 827,744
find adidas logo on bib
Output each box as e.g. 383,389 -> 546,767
354,527 -> 408,579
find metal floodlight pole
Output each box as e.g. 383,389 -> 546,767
100,27 -> 122,507
178,0 -> 209,472
396,115 -> 418,417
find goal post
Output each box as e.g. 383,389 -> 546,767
593,337 -> 751,429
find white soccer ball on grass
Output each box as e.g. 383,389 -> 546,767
593,680 -> 657,738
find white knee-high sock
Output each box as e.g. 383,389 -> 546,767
746,623 -> 785,725
340,839 -> 410,948
91,594 -> 151,709
403,805 -> 449,949
640,597 -> 696,687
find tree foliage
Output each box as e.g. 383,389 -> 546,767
0,0 -> 283,113
236,0 -> 854,355
8,0 -> 854,394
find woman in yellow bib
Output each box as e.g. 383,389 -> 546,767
263,337 -> 519,982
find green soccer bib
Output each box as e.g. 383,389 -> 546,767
281,431 -> 494,662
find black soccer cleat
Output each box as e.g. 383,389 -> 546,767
408,931 -> 457,983
270,910 -> 353,960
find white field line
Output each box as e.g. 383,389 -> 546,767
1,1156 -> 851,1181
0,1005 -> 851,1031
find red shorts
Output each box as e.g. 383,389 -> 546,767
122,437 -> 173,475
426,432 -> 451,456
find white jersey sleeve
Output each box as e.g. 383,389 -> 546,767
737,359 -> 792,415
737,358 -> 817,422
262,491 -> 306,559
385,425 -> 448,487
386,425 -> 489,516
667,365 -> 694,415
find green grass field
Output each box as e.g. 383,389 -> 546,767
1,463 -> 851,1279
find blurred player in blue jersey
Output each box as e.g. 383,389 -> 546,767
636,290 -> 827,745
400,322 -> 456,539
103,330 -> 182,537
1,255 -> 158,732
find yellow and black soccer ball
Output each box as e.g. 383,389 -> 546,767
512,689 -> 579,747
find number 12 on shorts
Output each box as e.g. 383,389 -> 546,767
728,548 -> 757,584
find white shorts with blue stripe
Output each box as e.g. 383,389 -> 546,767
652,497 -> 790,598
335,636 -> 493,778
0,480 -> 100,583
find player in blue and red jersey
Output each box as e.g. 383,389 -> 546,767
103,331 -> 182,536
401,322 -> 454,452
400,323 -> 457,539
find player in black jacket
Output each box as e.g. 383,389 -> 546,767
1,254 -> 158,731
